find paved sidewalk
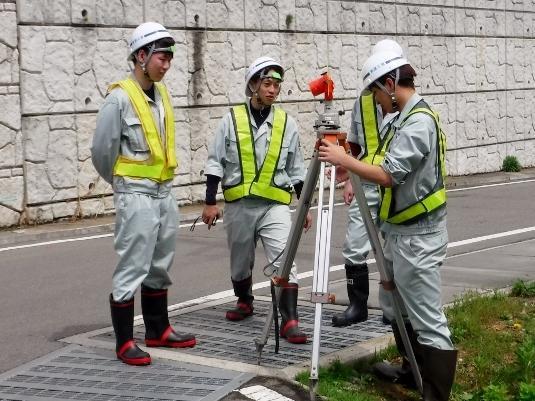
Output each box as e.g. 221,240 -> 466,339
0,168 -> 534,401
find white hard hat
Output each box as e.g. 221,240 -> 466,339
361,51 -> 409,90
128,22 -> 173,60
372,39 -> 404,58
244,56 -> 284,96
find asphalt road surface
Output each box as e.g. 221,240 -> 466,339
1,178 -> 534,373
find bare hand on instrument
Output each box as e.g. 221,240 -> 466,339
202,205 -> 221,230
304,211 -> 313,232
343,180 -> 354,205
326,166 -> 349,183
318,138 -> 349,167
335,166 -> 350,183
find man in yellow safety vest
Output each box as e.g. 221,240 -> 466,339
332,39 -> 404,328
91,22 -> 196,366
318,51 -> 456,401
202,56 -> 312,344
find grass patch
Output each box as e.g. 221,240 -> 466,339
511,280 -> 535,298
296,281 -> 535,401
295,348 -> 419,401
502,155 -> 522,172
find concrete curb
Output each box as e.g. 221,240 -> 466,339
0,211 -> 202,247
445,169 -> 535,189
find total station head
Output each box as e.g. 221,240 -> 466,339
308,72 -> 334,101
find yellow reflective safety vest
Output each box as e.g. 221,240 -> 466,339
110,77 -> 177,182
223,104 -> 292,205
359,93 -> 383,166
378,102 -> 447,224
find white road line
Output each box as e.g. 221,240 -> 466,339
167,228 -> 535,312
0,233 -> 114,252
238,385 -> 294,401
0,220 -> 214,252
447,226 -> 535,247
1,179 -> 533,253
446,237 -> 535,259
447,178 -> 535,193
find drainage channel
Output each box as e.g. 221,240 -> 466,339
0,299 -> 390,401
92,299 -> 390,369
0,345 -> 253,401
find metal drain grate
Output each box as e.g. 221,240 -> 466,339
0,345 -> 252,401
94,300 -> 391,369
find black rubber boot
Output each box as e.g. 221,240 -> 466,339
373,358 -> 414,387
141,285 -> 196,348
109,294 -> 151,366
279,283 -> 307,344
226,276 -> 254,321
421,344 -> 458,401
373,321 -> 422,389
332,263 -> 369,327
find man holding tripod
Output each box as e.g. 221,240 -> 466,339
319,50 -> 457,401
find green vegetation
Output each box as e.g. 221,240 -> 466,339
502,155 -> 522,173
511,280 -> 535,298
285,14 -> 294,29
297,281 -> 535,401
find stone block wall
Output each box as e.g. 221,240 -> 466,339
0,0 -> 534,227
0,0 -> 22,227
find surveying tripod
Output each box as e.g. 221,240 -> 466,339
253,73 -> 423,399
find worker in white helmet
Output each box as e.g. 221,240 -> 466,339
332,39 -> 404,329
202,56 -> 312,344
91,22 -> 196,366
318,51 -> 457,401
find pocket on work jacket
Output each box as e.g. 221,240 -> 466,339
123,117 -> 150,152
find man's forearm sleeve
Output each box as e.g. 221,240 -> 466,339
294,181 -> 304,199
205,174 -> 221,205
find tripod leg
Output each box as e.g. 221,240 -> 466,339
310,161 -> 336,385
348,172 -> 423,395
255,151 -> 321,362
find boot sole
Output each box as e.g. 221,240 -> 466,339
331,316 -> 368,327
117,354 -> 151,366
225,312 -> 253,321
372,362 -> 417,389
284,335 -> 307,344
145,338 -> 197,348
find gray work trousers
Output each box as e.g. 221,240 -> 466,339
342,183 -> 380,266
223,198 -> 298,284
379,229 -> 454,350
112,192 -> 178,302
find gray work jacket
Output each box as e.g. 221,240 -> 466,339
380,93 -> 447,235
91,75 -> 173,197
205,101 -> 305,194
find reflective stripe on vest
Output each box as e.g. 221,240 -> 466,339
223,104 -> 292,205
111,77 -> 177,182
379,105 -> 447,224
359,93 -> 382,165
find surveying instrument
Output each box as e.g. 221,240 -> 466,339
254,72 -> 423,399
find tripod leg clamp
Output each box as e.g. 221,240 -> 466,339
310,292 -> 335,303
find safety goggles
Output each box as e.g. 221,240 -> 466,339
152,44 -> 176,56
259,69 -> 283,82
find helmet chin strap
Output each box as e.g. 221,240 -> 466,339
254,92 -> 266,107
376,68 -> 400,112
250,82 -> 267,109
137,43 -> 156,82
